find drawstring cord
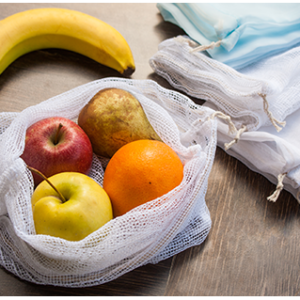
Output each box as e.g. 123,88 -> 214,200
267,172 -> 287,202
258,93 -> 286,132
210,111 -> 247,150
210,111 -> 236,134
190,40 -> 222,53
210,111 -> 288,202
224,125 -> 247,150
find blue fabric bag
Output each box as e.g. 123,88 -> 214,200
157,3 -> 300,69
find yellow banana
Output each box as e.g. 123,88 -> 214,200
0,8 -> 135,76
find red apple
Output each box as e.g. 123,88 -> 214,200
21,116 -> 93,186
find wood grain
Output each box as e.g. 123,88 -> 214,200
0,3 -> 299,296
0,258 -> 172,296
165,148 -> 300,296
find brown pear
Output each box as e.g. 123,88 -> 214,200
78,88 -> 162,158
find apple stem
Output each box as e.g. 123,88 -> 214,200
27,166 -> 67,203
54,123 -> 64,145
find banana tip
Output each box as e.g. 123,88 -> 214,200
123,66 -> 135,77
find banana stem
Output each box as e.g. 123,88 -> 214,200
27,166 -> 67,203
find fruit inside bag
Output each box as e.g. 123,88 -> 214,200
0,78 -> 218,287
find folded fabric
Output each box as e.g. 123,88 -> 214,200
157,3 -> 300,69
206,101 -> 300,202
149,36 -> 300,202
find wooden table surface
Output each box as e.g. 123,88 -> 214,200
1,3 -> 300,296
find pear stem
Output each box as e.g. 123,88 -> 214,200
54,123 -> 63,145
27,166 -> 67,203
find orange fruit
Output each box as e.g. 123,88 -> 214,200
103,139 -> 184,217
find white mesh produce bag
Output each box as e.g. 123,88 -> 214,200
149,35 -> 300,202
0,77 -> 218,287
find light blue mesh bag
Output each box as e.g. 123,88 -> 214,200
157,3 -> 300,69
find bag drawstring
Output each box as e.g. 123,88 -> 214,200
224,125 -> 247,150
210,111 -> 247,150
189,40 -> 222,53
267,172 -> 287,202
210,111 -> 236,133
211,111 -> 288,201
258,93 -> 286,132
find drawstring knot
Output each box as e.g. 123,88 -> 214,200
190,40 -> 222,53
267,172 -> 287,202
258,93 -> 286,132
210,111 -> 247,150
224,125 -> 247,150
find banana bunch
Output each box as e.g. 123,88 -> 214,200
0,8 -> 135,76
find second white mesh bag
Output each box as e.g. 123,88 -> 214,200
0,78 -> 217,287
149,36 -> 300,202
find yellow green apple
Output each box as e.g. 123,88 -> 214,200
31,172 -> 113,241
